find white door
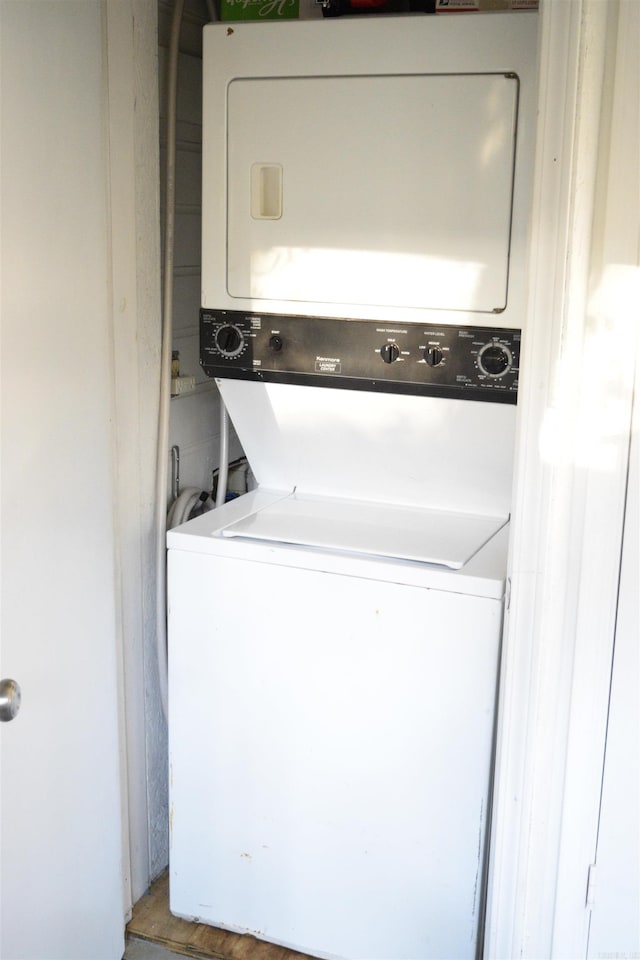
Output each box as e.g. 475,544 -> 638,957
0,3 -> 126,957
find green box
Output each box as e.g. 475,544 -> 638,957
219,0 -> 299,20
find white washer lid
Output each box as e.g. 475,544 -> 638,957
221,492 -> 508,570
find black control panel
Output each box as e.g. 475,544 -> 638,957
200,309 -> 520,404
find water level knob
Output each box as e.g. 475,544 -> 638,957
424,347 -> 444,367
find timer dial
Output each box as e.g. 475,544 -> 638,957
478,342 -> 512,378
214,323 -> 245,358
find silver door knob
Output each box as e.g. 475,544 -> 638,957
0,679 -> 21,722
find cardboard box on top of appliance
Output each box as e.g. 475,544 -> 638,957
218,0 -> 299,20
435,0 -> 537,10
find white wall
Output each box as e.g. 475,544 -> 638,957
140,0 -> 245,883
159,0 -> 243,511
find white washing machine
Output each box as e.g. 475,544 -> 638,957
168,12 -> 537,960
168,485 -> 509,960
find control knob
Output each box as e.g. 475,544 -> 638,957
478,343 -> 511,378
380,343 -> 400,364
424,346 -> 444,367
214,323 -> 244,358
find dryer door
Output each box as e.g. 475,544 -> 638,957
226,73 -> 518,314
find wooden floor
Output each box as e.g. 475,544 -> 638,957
126,871 -> 318,960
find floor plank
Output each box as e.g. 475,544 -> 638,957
127,871 -> 318,960
124,937 -> 188,960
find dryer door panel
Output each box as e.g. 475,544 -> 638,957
226,73 -> 518,314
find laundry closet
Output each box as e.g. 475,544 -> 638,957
165,8 -> 538,959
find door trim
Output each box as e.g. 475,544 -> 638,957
485,1 -> 640,956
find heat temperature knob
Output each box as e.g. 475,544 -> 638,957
478,343 -> 512,378
380,343 -> 400,364
214,323 -> 244,358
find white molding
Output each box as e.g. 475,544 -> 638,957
485,1 -> 639,957
105,0 -> 163,906
552,0 -> 640,952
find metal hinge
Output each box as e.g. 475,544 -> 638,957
586,863 -> 597,909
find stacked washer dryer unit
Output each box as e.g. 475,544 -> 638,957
168,13 -> 537,960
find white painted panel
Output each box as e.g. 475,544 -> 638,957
222,491 -> 507,568
218,379 -> 516,515
169,547 -> 503,960
228,74 -> 517,313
